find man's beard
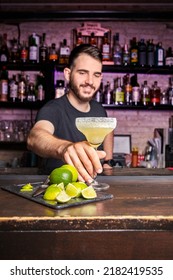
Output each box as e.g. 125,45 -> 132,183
68,77 -> 98,102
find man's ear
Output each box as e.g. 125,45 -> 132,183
64,67 -> 71,82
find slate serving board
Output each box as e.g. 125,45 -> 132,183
1,183 -> 113,210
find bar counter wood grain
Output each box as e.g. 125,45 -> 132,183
0,170 -> 173,260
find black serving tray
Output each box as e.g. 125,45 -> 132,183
1,183 -> 113,210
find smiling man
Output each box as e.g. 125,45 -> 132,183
27,44 -> 115,183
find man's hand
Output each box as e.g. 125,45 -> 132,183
61,141 -> 106,183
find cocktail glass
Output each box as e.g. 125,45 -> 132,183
75,117 -> 117,190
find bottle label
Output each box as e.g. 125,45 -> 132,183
0,80 -> 8,94
115,90 -> 125,103
60,47 -> 70,56
113,53 -> 122,65
29,46 -> 37,61
102,45 -> 110,60
131,49 -> 138,63
10,83 -> 18,98
157,49 -> 164,66
132,87 -> 140,102
49,54 -> 58,61
18,81 -> 26,94
166,57 -> 173,66
151,97 -> 160,104
37,85 -> 45,101
21,49 -> 28,62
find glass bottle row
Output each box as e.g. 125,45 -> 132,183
94,74 -> 173,106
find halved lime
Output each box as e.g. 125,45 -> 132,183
56,190 -> 71,203
65,183 -> 80,198
81,186 -> 97,199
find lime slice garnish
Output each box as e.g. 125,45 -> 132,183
43,183 -> 64,200
56,190 -> 71,203
65,183 -> 80,198
81,186 -> 97,199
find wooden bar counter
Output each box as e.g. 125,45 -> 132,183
1,168 -> 173,260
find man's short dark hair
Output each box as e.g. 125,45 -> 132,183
68,44 -> 102,68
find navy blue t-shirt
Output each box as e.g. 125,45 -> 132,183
36,94 -> 107,173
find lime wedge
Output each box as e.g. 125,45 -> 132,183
65,183 -> 80,198
43,183 -> 64,200
56,190 -> 71,203
70,181 -> 88,197
81,186 -> 97,199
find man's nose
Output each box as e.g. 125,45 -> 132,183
85,73 -> 94,85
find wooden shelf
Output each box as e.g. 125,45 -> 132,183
103,104 -> 173,110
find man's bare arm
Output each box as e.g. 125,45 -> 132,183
27,120 -> 106,183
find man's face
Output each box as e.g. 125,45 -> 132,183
68,53 -> 102,102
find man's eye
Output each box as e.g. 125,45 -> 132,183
95,73 -> 101,78
79,71 -> 86,75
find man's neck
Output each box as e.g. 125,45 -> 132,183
67,92 -> 90,112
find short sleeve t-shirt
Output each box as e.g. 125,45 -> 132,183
36,94 -> 107,174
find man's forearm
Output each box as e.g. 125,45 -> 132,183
27,128 -> 71,159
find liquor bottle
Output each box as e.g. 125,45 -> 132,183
132,147 -> 139,167
27,82 -> 36,102
30,33 -> 40,63
131,74 -> 140,106
102,32 -> 111,62
49,43 -> 58,62
122,43 -> 130,66
76,32 -> 83,46
147,39 -> 155,66
141,80 -> 150,106
59,39 -> 70,65
138,38 -> 147,67
89,33 -> 97,47
10,38 -> 20,63
36,72 -> 45,101
18,72 -> 26,102
130,37 -> 138,66
124,74 -> 132,105
0,33 -> 9,62
29,37 -> 37,63
103,81 -> 113,105
0,66 -> 8,102
160,90 -> 168,105
55,80 -> 65,98
20,41 -> 28,63
113,77 -> 125,105
25,74 -> 30,99
112,33 -> 122,65
94,82 -> 103,103
155,42 -> 164,66
9,74 -> 18,102
39,33 -> 48,63
150,81 -> 161,106
167,77 -> 173,105
165,47 -> 173,66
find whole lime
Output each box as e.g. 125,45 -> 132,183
49,167 -> 73,186
60,164 -> 78,182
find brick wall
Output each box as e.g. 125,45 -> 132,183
0,20 -> 173,164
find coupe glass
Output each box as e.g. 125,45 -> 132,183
75,117 -> 117,190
